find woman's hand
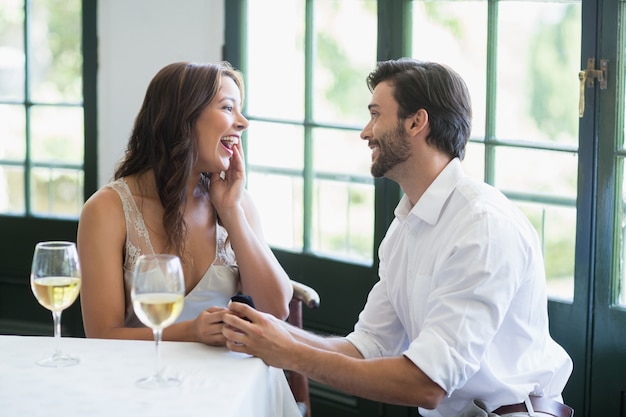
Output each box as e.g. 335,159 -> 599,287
209,142 -> 246,218
192,307 -> 229,346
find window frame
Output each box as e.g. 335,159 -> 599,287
0,0 -> 97,219
0,0 -> 97,337
225,1 -> 590,415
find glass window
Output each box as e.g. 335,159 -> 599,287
243,0 -> 377,263
233,0 -> 581,298
0,0 -> 84,218
412,0 -> 581,301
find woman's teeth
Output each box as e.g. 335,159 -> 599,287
221,136 -> 239,149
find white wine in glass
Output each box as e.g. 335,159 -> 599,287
131,254 -> 185,389
30,241 -> 81,367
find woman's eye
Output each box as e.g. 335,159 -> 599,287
223,105 -> 234,112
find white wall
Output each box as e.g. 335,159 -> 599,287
97,0 -> 224,186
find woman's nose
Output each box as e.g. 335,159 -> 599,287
237,114 -> 249,130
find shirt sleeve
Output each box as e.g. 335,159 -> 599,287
346,227 -> 409,358
346,278 -> 409,358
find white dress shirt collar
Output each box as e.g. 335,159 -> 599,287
395,157 -> 464,226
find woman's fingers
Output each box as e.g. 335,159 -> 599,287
193,308 -> 230,346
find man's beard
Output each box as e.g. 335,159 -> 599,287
371,121 -> 412,178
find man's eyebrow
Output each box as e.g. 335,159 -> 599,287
368,103 -> 379,110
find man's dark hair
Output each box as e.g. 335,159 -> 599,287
367,58 -> 472,160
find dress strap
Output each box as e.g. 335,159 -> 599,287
107,178 -> 156,272
213,216 -> 237,266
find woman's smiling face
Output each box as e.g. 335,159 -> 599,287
194,75 -> 249,173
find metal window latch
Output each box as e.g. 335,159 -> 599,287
579,58 -> 608,118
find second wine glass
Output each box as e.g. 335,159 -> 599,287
131,254 -> 185,389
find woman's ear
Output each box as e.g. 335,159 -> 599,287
405,109 -> 428,137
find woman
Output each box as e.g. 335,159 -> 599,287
77,61 -> 293,346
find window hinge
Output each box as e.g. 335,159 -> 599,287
579,58 -> 608,118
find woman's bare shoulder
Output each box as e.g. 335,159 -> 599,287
80,183 -> 124,221
77,183 -> 127,251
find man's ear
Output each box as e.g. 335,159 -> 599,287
405,109 -> 428,137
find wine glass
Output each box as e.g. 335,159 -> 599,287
131,254 -> 185,389
30,241 -> 82,367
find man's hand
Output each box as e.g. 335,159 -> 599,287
222,302 -> 298,369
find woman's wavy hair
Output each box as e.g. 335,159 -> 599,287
114,61 -> 245,258
366,58 -> 472,160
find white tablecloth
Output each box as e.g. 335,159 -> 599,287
0,335 -> 301,417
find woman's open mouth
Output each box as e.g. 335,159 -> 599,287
220,136 -> 239,151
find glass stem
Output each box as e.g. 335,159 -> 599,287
52,310 -> 63,358
154,328 -> 163,380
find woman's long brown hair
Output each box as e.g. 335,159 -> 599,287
114,61 -> 245,259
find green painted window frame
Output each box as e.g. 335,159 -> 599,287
0,0 -> 97,220
225,0 -> 580,295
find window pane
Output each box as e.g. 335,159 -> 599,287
31,167 -> 83,217
312,179 -> 374,262
313,127 -> 371,177
412,0 -> 488,139
0,165 -> 25,214
313,0 -> 377,126
494,147 -> 577,199
496,2 -> 581,146
1,0 -> 85,220
247,172 -> 304,251
246,0 -> 305,120
29,0 -> 82,103
246,121 -> 304,170
519,202 -> 575,301
31,106 -> 84,164
463,141 -> 485,181
243,0 -> 377,264
0,105 -> 26,160
0,0 -> 25,101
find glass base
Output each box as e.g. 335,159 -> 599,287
135,375 -> 181,389
36,354 -> 79,368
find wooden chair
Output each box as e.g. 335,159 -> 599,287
287,280 -> 321,417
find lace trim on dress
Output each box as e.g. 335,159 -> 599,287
107,178 -> 156,272
106,177 -> 239,327
215,222 -> 236,265
107,178 -> 236,271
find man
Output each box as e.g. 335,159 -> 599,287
223,58 -> 573,417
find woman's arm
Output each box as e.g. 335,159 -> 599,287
77,188 -> 221,343
209,144 -> 292,319
222,189 -> 292,319
77,187 -> 151,339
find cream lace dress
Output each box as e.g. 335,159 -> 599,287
107,178 -> 240,327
